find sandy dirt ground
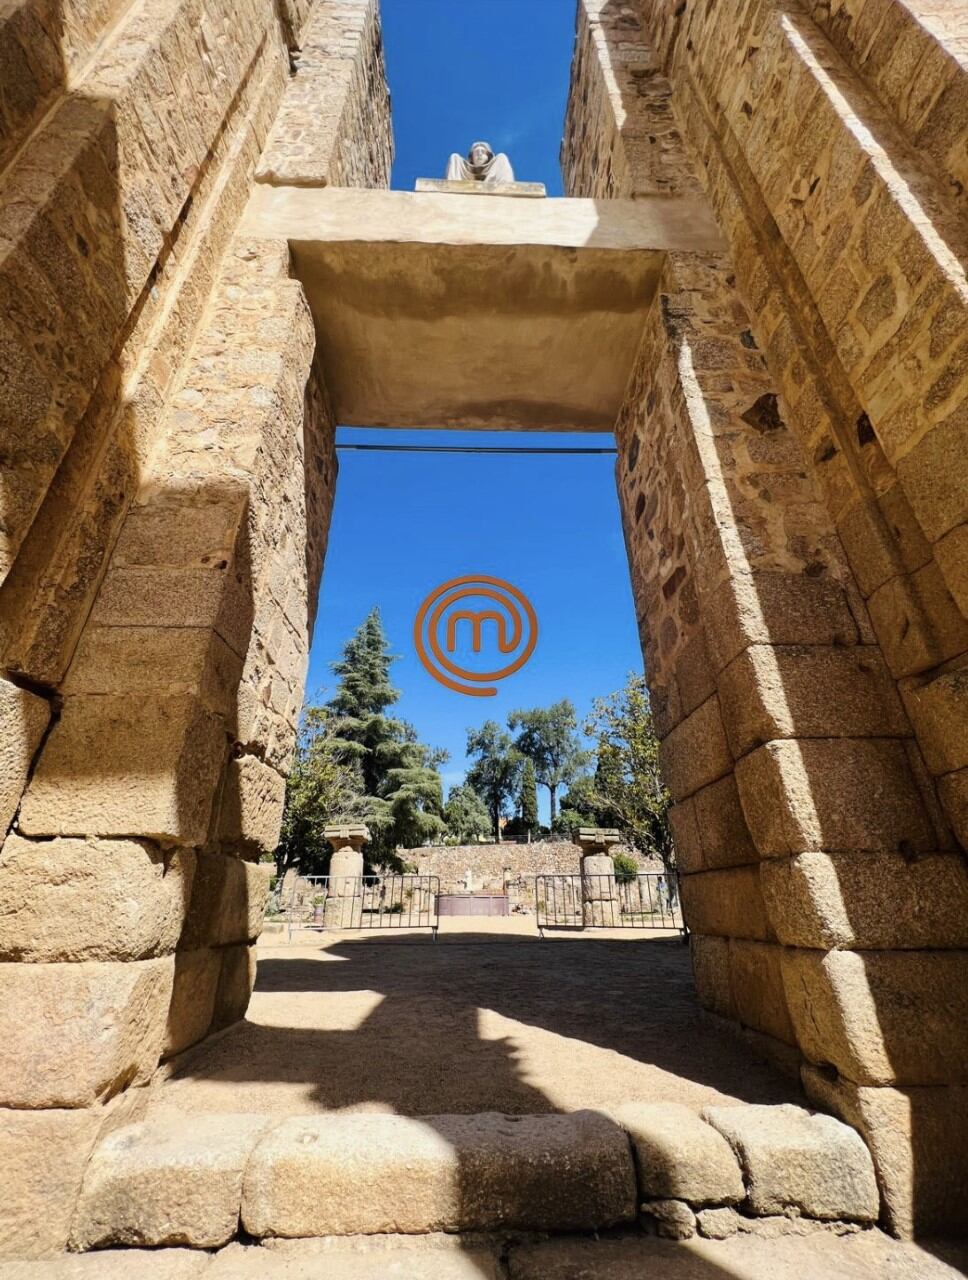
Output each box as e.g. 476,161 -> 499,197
149,921 -> 804,1119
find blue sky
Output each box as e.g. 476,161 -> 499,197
306,0 -> 644,819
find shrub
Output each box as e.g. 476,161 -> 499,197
613,852 -> 638,883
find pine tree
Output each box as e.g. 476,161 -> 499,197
466,720 -> 521,842
443,783 -> 492,842
519,758 -> 539,840
326,608 -> 446,865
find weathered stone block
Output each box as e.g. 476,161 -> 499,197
901,664 -> 968,775
0,958 -> 173,1107
65,626 -> 243,718
180,851 -> 273,950
781,948 -> 968,1086
639,1197 -> 696,1238
693,772 -> 760,869
939,767 -> 968,850
164,948 -> 222,1059
242,1112 -> 636,1236
0,835 -> 194,962
210,943 -> 257,1033
703,571 -> 858,672
605,1103 -> 744,1205
680,866 -> 772,941
18,694 -> 227,846
761,850 -> 968,949
935,522 -> 968,618
4,1251 -> 212,1277
735,738 -> 935,857
659,695 -> 733,802
895,404 -> 968,544
702,1103 -> 878,1222
689,934 -> 735,1020
867,561 -> 968,678
717,645 -> 907,758
0,1108 -> 102,1258
217,754 -> 286,856
729,940 -> 796,1046
0,678 -> 49,836
71,1114 -> 269,1250
803,1068 -> 968,1238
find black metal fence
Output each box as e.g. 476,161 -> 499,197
535,872 -> 685,936
285,875 -> 440,940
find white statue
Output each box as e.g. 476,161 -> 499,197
445,140 -> 515,185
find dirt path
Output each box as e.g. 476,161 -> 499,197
150,926 -> 803,1118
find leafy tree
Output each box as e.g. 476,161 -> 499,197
519,758 -> 539,839
443,782 -> 492,843
509,699 -> 591,823
554,772 -> 605,837
275,704 -> 365,876
582,673 -> 673,872
466,720 -> 522,842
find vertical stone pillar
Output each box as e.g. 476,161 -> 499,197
578,827 -> 621,927
323,823 -> 369,928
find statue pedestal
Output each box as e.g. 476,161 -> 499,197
415,178 -> 547,198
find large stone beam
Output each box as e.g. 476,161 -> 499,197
241,187 -> 725,430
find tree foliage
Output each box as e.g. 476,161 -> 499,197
582,673 -> 673,870
465,720 -> 522,842
443,782 -> 492,843
508,699 -> 591,822
278,609 -> 447,872
519,758 -> 539,838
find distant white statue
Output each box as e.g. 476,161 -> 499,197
446,140 -> 515,185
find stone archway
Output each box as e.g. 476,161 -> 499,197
1,0 -> 966,1256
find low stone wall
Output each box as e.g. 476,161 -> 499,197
412,841 -> 661,913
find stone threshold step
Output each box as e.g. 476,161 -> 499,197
66,1103 -> 879,1253
8,1231 -> 968,1280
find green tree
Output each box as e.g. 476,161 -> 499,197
443,782 -> 492,842
324,608 -> 446,866
465,720 -> 522,842
275,704 -> 365,876
519,758 -> 539,840
583,673 -> 673,872
554,771 -> 605,837
508,699 -> 591,823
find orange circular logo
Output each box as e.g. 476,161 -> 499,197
414,575 -> 538,697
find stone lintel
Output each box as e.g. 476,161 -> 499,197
324,823 -> 370,851
415,178 -> 548,197
578,827 -> 621,851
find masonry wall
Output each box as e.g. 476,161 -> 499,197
413,840 -> 660,905
563,0 -> 968,1237
0,0 -> 390,1256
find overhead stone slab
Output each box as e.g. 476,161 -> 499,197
241,187 -> 725,431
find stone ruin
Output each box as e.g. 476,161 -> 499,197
0,0 -> 966,1256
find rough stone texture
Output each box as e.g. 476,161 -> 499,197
0,958 -> 173,1108
761,850 -> 968,950
734,738 -> 936,858
164,949 -> 223,1059
679,866 -> 772,943
0,1108 -> 102,1258
242,1112 -> 637,1237
181,852 -> 274,950
0,679 -> 49,837
18,694 -> 228,846
781,948 -> 968,1086
4,1254 -> 211,1279
0,836 -> 194,962
217,755 -> 286,857
703,1104 -> 879,1222
640,1198 -> 697,1239
71,1114 -> 269,1249
606,1102 -> 744,1205
803,1067 -> 968,1238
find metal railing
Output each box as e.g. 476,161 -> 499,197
535,872 -> 685,936
284,875 -> 440,940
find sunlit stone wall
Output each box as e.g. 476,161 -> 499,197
563,0 -> 968,1237
0,0 -> 390,1256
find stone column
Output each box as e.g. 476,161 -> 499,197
323,824 -> 369,928
578,827 -> 621,927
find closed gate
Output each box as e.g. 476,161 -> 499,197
535,871 -> 685,937
285,874 -> 440,939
